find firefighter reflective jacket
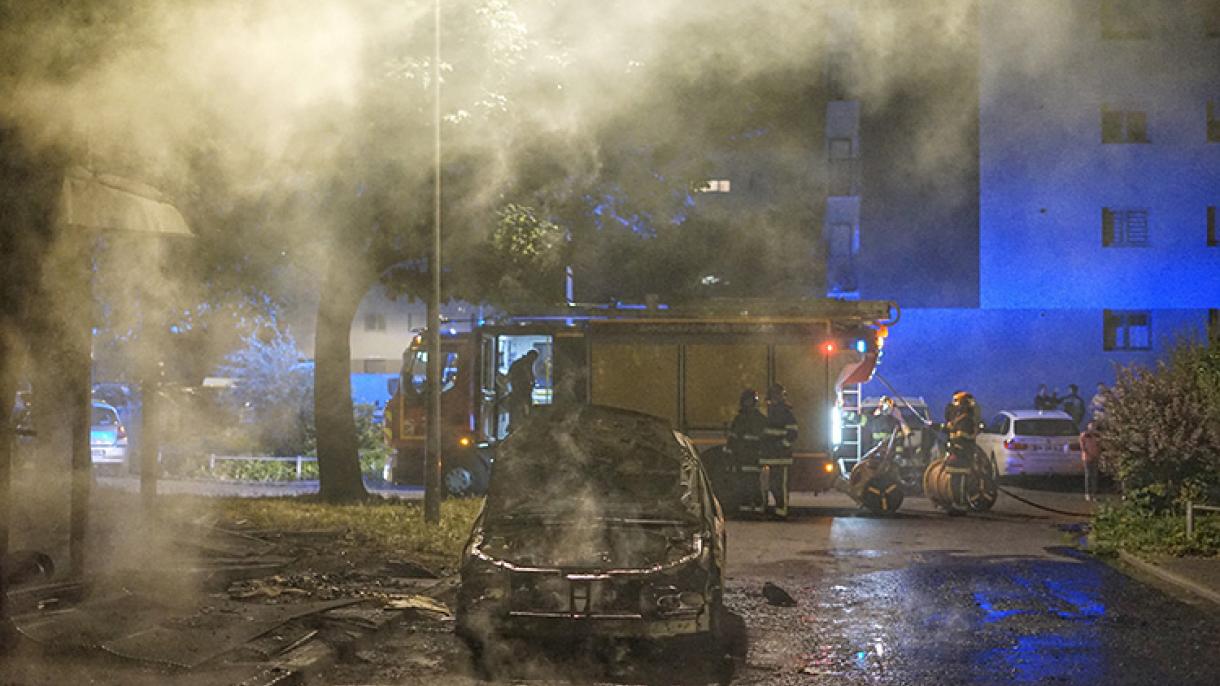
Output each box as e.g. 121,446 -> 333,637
764,403 -> 799,458
728,408 -> 768,463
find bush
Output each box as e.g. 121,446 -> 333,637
1091,499 -> 1220,557
1100,340 -> 1220,512
219,329 -> 314,457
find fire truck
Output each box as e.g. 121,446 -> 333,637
385,299 -> 896,499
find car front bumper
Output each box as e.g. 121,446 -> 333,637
459,605 -> 710,640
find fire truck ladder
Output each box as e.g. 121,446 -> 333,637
837,382 -> 864,475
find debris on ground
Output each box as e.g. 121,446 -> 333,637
762,581 -> 798,607
228,578 -> 310,600
384,595 -> 453,620
383,559 -> 439,579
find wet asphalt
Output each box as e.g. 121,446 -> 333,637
324,486 -> 1220,685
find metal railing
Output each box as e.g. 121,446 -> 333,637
1186,500 -> 1219,540
207,454 -> 317,480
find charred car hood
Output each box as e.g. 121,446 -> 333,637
477,520 -> 700,571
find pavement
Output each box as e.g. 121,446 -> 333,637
325,485 -> 1220,685
6,479 -> 1216,685
97,475 -> 1220,609
1117,551 -> 1220,607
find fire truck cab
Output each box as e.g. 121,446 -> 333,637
386,300 -> 896,499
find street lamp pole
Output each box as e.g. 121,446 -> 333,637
424,0 -> 443,525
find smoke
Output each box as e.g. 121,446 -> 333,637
0,0 -> 1111,594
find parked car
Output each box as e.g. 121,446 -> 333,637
456,405 -> 727,656
91,400 -> 128,468
976,410 -> 1082,477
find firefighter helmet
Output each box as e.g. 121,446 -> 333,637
740,388 -> 760,409
766,384 -> 787,404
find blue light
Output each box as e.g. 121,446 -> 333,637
855,339 -> 867,354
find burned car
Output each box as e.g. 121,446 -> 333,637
456,405 -> 727,648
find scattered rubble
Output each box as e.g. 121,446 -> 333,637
762,581 -> 798,607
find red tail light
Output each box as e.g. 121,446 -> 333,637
1003,439 -> 1029,451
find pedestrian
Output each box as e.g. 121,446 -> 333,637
1079,421 -> 1102,501
1060,384 -> 1085,428
1034,384 -> 1057,411
506,349 -> 539,432
1089,382 -> 1107,425
763,384 -> 799,516
727,388 -> 769,513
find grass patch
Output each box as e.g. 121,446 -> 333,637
207,496 -> 483,571
1091,500 -> 1220,558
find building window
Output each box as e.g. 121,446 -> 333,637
1101,107 -> 1148,143
1101,0 -> 1151,39
1104,310 -> 1152,351
1208,101 -> 1220,142
828,137 -> 854,160
364,312 -> 387,331
1210,206 -> 1217,246
1102,208 -> 1149,246
700,179 -> 731,193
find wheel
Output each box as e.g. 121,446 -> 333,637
443,457 -> 489,497
860,475 -> 904,514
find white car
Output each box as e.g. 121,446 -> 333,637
976,410 -> 1082,477
91,400 -> 129,468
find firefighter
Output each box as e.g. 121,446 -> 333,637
868,395 -> 910,451
727,388 -> 768,513
943,390 -> 982,510
763,384 -> 798,517
506,349 -> 539,433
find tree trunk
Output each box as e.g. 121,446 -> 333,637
314,257 -> 373,503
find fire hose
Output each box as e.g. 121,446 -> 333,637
870,373 -> 1093,518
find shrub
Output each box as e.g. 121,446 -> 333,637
1091,500 -> 1220,557
1100,340 -> 1220,512
219,328 -> 314,457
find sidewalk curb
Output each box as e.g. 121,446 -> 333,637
1118,550 -> 1220,607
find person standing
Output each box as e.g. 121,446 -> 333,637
506,349 -> 539,432
944,391 -> 983,511
1079,421 -> 1102,501
1034,384 -> 1057,411
727,389 -> 768,513
1061,384 -> 1085,428
763,384 -> 799,516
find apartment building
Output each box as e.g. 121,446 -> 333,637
872,0 -> 1220,414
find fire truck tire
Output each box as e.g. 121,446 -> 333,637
443,457 -> 490,498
